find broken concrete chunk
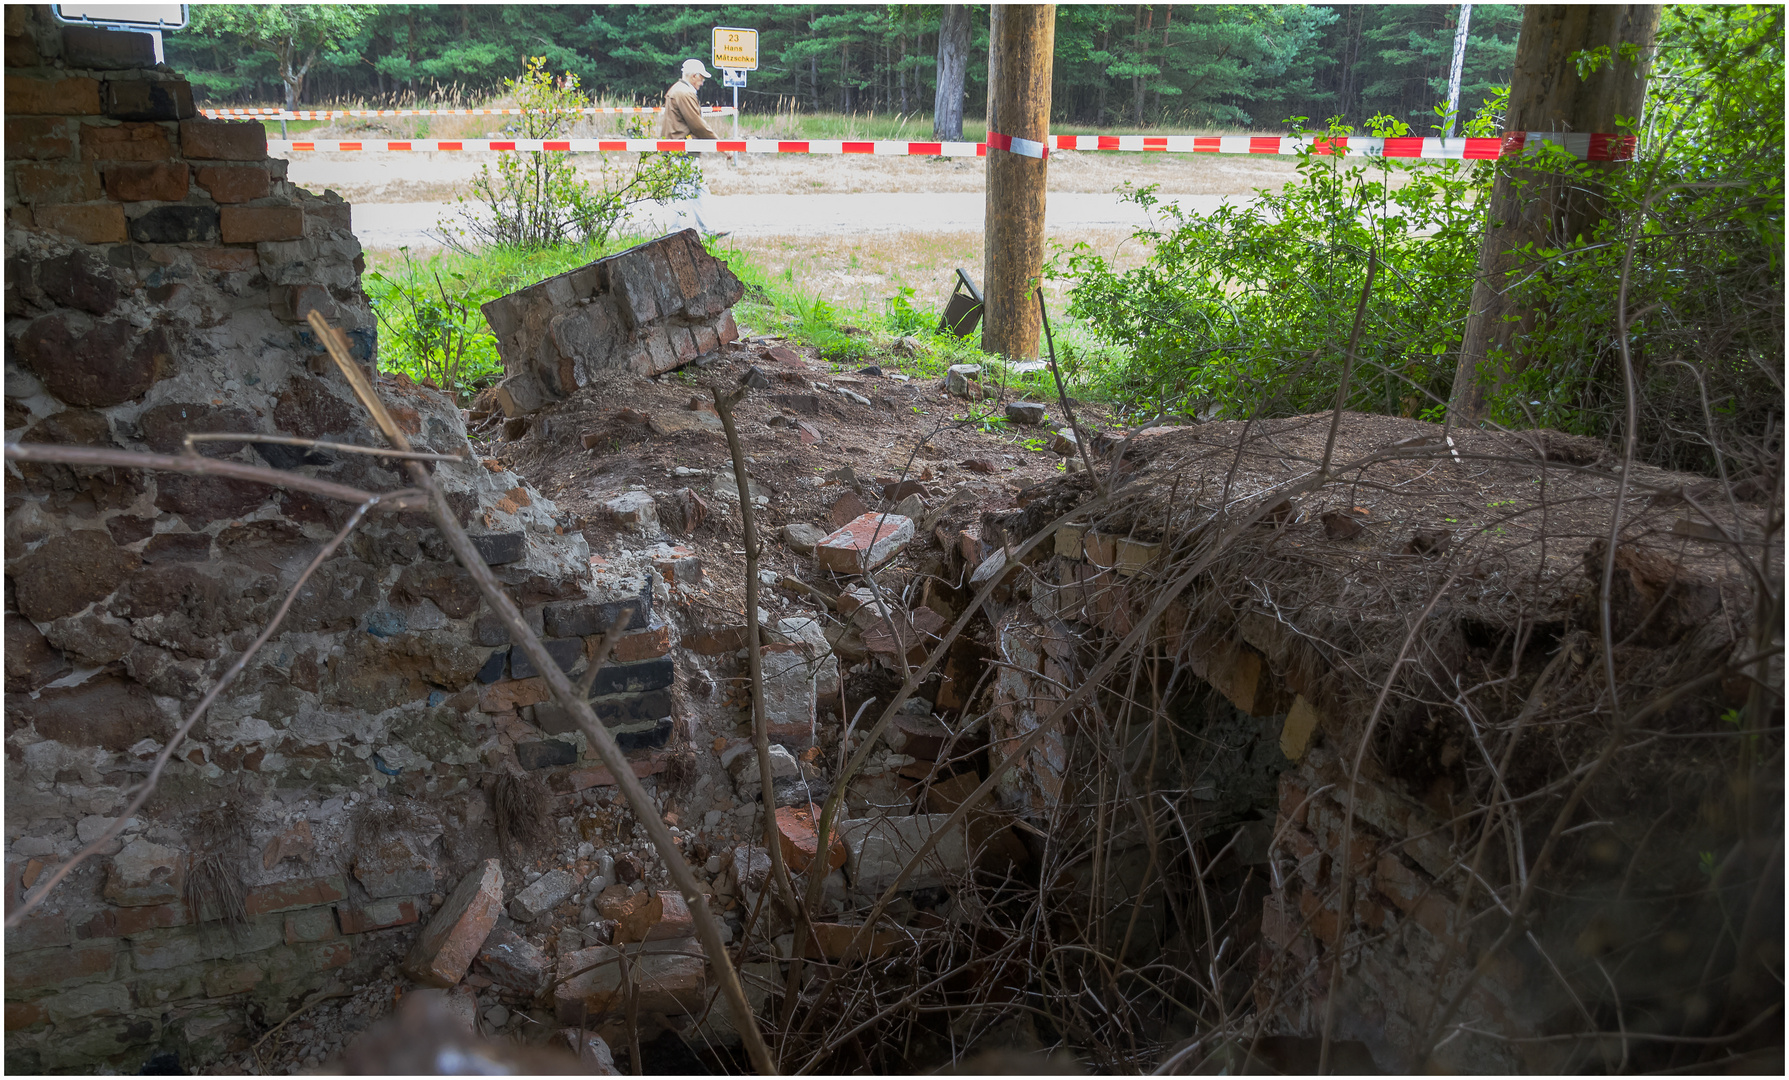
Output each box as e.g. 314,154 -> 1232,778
723,742 -> 802,801
1006,401 -> 1047,425
892,493 -> 925,519
603,491 -> 659,534
353,836 -> 435,899
404,858 -> 503,988
781,522 -> 827,554
1050,429 -> 1080,456
476,926 -> 552,996
509,866 -> 584,921
840,814 -> 969,898
816,512 -> 915,574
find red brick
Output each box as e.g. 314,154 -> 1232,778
193,164 -> 268,203
101,161 -> 188,202
6,75 -> 101,115
5,909 -> 68,952
607,621 -> 673,663
6,117 -> 76,159
336,897 -> 419,934
775,803 -> 847,874
4,942 -> 116,991
478,676 -> 549,714
190,246 -> 259,273
219,205 -> 302,243
643,890 -> 694,941
816,512 -> 916,574
178,118 -> 266,161
403,859 -> 502,988
78,903 -> 188,940
243,876 -> 347,917
598,886 -> 658,944
80,121 -> 171,161
10,161 -> 102,203
5,999 -> 49,1031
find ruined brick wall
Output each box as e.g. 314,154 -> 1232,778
1,9 -> 679,1070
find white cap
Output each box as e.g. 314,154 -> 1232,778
682,59 -> 711,79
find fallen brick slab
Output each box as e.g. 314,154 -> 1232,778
482,230 -> 743,415
403,858 -> 503,988
816,512 -> 915,574
840,813 -> 969,898
553,941 -> 708,1024
476,927 -> 552,997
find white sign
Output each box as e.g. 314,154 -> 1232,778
53,4 -> 187,29
722,69 -> 747,88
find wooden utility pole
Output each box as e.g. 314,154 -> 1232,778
982,4 -> 1055,361
1448,4 -> 1661,423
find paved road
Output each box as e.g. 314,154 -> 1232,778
347,191 -> 1236,249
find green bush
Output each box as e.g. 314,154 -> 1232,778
1059,110 -> 1496,423
439,57 -> 700,251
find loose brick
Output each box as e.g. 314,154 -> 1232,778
178,118 -> 266,161
243,875 -> 348,916
478,676 -> 549,714
10,160 -> 102,202
80,121 -> 171,161
475,927 -> 551,996
101,160 -> 188,202
32,202 -> 126,243
775,803 -> 847,874
7,117 -> 76,159
7,75 -> 101,115
219,205 -> 303,243
816,512 -> 916,574
403,858 -> 502,988
336,896 -> 419,934
4,941 -> 116,992
193,164 -> 269,203
597,885 -> 656,943
644,889 -> 694,941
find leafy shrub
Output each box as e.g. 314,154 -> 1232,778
440,57 -> 700,250
1060,110 -> 1496,423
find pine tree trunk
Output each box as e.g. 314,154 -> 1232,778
1448,4 -> 1662,423
982,4 -> 1055,361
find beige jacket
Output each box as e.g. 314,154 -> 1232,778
659,79 -> 717,140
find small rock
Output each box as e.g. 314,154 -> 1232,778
857,365 -> 883,377
840,388 -> 871,407
1050,429 -> 1080,456
1006,401 -> 1047,425
781,522 -> 828,555
477,927 -> 552,996
510,867 -> 583,922
1322,510 -> 1365,541
483,1004 -> 510,1029
603,491 -> 659,534
944,364 -> 983,397
961,458 -> 998,474
743,366 -> 771,390
893,493 -> 925,519
613,852 -> 643,885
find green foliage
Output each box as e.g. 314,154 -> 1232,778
438,58 -> 700,251
1486,5 -> 1784,472
168,5 -> 1522,131
1059,111 -> 1493,422
183,4 -> 372,108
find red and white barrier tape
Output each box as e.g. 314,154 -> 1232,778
267,131 -> 1637,162
986,130 -> 1049,159
203,105 -> 735,119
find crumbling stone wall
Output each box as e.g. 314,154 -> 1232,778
1,9 -> 679,1071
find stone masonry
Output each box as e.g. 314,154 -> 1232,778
0,9 -> 685,1072
480,230 -> 744,417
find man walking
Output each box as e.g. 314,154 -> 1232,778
660,59 -> 725,237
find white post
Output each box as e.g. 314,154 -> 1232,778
1444,3 -> 1473,139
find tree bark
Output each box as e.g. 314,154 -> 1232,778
982,4 -> 1055,361
932,3 -> 970,140
1448,4 -> 1662,423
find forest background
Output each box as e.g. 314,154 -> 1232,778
168,4 -> 1520,132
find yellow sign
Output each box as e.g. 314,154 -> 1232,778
712,26 -> 758,71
